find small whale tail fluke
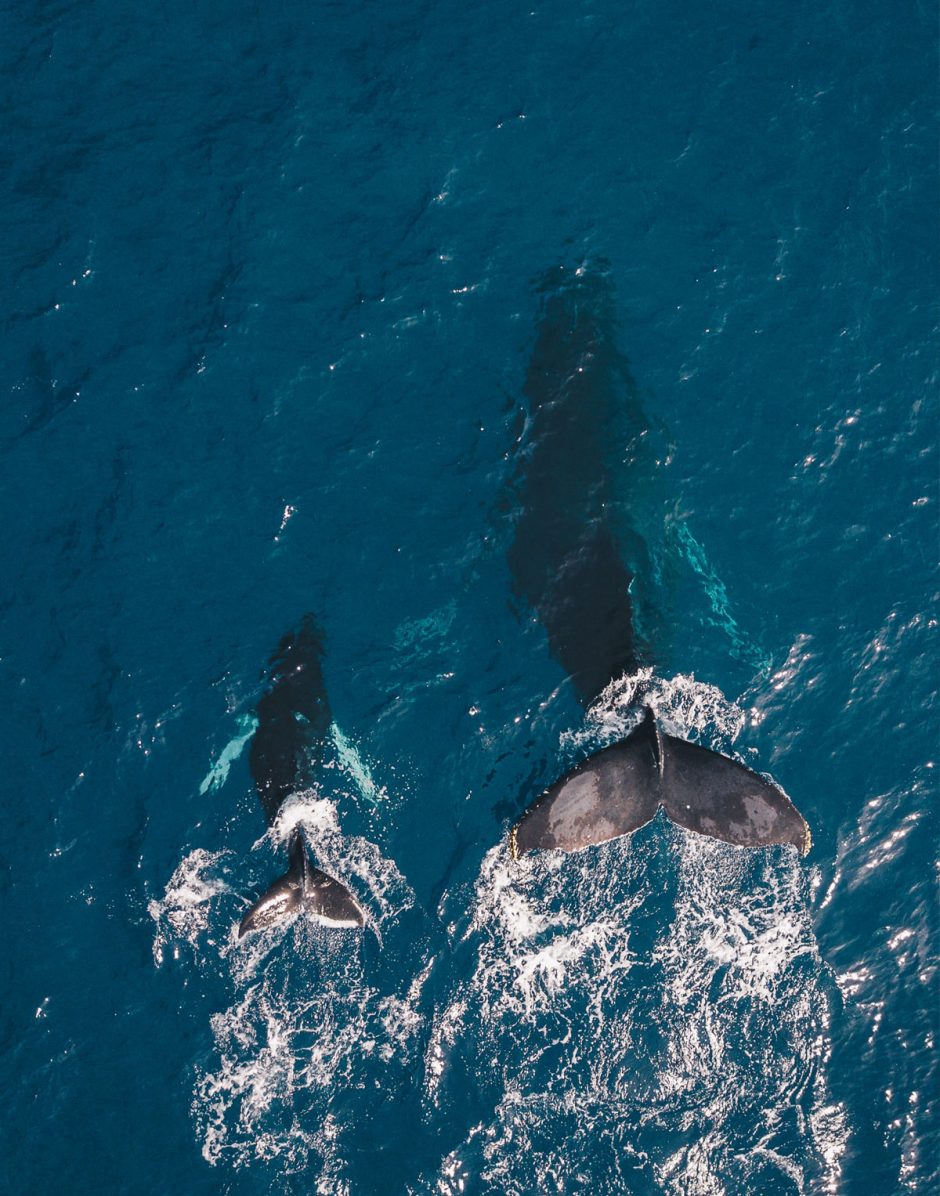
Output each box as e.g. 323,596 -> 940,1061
510,707 -> 811,859
238,829 -> 365,938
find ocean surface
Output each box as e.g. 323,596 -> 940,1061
1,1 -> 936,1192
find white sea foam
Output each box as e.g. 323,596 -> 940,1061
649,836 -> 847,1195
152,792 -> 419,1172
148,847 -> 236,966
421,672 -> 847,1196
157,672 -> 848,1189
562,667 -> 747,755
194,947 -> 425,1174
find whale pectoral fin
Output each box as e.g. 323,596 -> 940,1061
238,834 -> 365,937
511,714 -> 661,856
659,733 -> 811,855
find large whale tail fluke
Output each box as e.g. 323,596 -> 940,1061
510,707 -> 811,859
238,829 -> 365,938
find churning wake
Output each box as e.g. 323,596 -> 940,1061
151,675 -> 845,1189
149,790 -> 417,1174
421,673 -> 846,1195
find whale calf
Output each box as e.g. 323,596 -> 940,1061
507,268 -> 810,858
238,618 -> 365,937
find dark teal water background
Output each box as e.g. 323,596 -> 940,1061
1,1 -> 936,1192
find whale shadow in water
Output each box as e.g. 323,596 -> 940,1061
238,617 -> 365,937
507,266 -> 810,858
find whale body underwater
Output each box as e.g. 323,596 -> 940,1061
232,267 -> 808,938
507,267 -> 809,859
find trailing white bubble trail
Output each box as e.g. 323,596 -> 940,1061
150,792 -> 419,1173
421,673 -> 846,1195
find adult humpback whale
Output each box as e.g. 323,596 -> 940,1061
507,268 -> 810,858
238,618 -> 365,937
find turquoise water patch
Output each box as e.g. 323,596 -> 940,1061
393,599 -> 458,654
674,520 -> 772,673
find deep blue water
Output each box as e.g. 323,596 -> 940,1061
1,1 -> 936,1192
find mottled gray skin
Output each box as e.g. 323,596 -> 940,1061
512,709 -> 810,857
238,620 -> 364,937
509,269 -> 810,858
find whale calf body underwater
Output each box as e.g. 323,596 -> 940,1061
237,618 -> 365,937
232,267 -> 808,938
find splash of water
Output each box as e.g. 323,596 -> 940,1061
194,937 -> 424,1174
562,667 -> 747,755
151,792 -> 420,1172
422,673 -> 846,1195
148,848 -> 235,966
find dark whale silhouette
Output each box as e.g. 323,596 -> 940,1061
238,619 -> 365,937
508,268 -> 810,858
